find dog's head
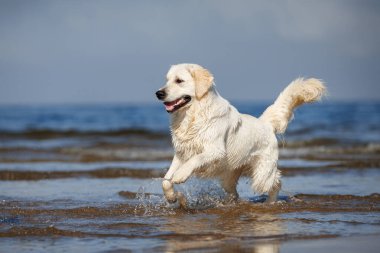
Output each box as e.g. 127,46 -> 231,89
155,64 -> 214,113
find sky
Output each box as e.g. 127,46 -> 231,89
0,0 -> 380,105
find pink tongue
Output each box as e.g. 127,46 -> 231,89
165,104 -> 175,111
164,99 -> 180,111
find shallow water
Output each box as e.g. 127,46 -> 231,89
0,102 -> 380,252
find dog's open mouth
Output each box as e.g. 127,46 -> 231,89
164,95 -> 191,113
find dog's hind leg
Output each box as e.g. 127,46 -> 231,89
220,168 -> 243,203
251,145 -> 281,203
266,180 -> 281,203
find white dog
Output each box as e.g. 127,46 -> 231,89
155,63 -> 326,205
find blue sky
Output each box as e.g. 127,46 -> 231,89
0,0 -> 379,104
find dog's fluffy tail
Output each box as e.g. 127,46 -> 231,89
260,78 -> 326,134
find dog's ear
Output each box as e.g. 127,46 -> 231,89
190,66 -> 214,100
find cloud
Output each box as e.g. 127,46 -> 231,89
209,0 -> 380,56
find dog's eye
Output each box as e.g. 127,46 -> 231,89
175,78 -> 184,84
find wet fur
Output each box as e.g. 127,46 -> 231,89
158,63 -> 326,203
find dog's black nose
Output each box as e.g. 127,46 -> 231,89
155,90 -> 166,100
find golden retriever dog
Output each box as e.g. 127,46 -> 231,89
155,63 -> 326,205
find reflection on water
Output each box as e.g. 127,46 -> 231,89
163,211 -> 283,253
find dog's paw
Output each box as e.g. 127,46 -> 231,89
162,180 -> 173,191
162,180 -> 177,203
164,192 -> 188,209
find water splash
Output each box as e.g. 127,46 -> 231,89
176,178 -> 228,209
134,178 -> 230,212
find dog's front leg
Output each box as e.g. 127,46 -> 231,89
162,155 -> 181,203
164,155 -> 181,180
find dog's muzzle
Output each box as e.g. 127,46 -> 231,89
163,95 -> 191,113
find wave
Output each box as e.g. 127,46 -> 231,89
0,167 -> 165,180
281,138 -> 340,147
0,128 -> 169,139
294,193 -> 380,201
3,193 -> 379,217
